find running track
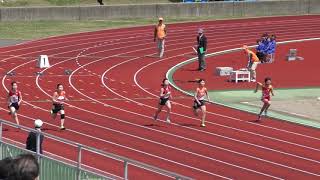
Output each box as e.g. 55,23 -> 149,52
1,15 -> 320,179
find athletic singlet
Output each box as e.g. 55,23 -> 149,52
196,87 -> 207,100
156,24 -> 166,39
55,91 -> 66,104
161,86 -> 171,99
262,85 -> 272,99
247,49 -> 260,62
8,90 -> 20,103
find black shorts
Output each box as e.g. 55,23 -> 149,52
256,52 -> 266,63
193,100 -> 205,109
159,97 -> 169,106
8,102 -> 19,111
52,104 -> 64,114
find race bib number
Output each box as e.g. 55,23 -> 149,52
10,95 -> 19,103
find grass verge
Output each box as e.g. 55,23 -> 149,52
0,16 -> 223,40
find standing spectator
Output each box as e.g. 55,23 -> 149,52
26,119 -> 44,154
154,17 -> 167,58
97,0 -> 104,5
243,45 -> 260,82
266,34 -> 277,63
261,33 -> 270,61
256,38 -> 266,63
196,28 -> 207,71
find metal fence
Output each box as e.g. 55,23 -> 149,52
0,142 -> 106,180
0,120 -> 193,180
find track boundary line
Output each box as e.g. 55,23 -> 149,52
165,37 -> 320,129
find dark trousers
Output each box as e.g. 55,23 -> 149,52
198,52 -> 206,70
256,52 -> 266,63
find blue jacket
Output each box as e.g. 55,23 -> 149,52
256,42 -> 265,52
267,40 -> 276,54
262,39 -> 270,54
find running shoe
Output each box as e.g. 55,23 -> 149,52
200,123 -> 206,127
256,115 -> 261,122
60,126 -> 66,130
264,110 -> 268,117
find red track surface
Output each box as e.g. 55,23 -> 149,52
1,15 -> 320,179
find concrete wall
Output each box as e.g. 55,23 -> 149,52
0,0 -> 319,21
0,6 -> 80,21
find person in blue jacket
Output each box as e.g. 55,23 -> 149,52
263,36 -> 270,52
266,35 -> 277,63
256,38 -> 266,63
258,33 -> 269,63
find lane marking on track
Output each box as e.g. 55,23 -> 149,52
240,101 -> 313,119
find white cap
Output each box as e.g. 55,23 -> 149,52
198,28 -> 204,34
34,119 -> 43,128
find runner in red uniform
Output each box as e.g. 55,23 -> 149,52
254,77 -> 274,121
154,78 -> 172,123
193,79 -> 210,127
51,84 -> 68,130
7,81 -> 22,126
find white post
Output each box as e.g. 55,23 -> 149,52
0,121 -> 2,141
235,71 -> 238,83
36,131 -> 41,162
124,161 -> 128,180
0,121 -> 2,160
77,145 -> 82,180
36,132 -> 40,154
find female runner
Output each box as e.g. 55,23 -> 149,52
7,81 -> 22,126
193,79 -> 210,127
51,84 -> 68,130
154,78 -> 172,123
254,77 -> 274,121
